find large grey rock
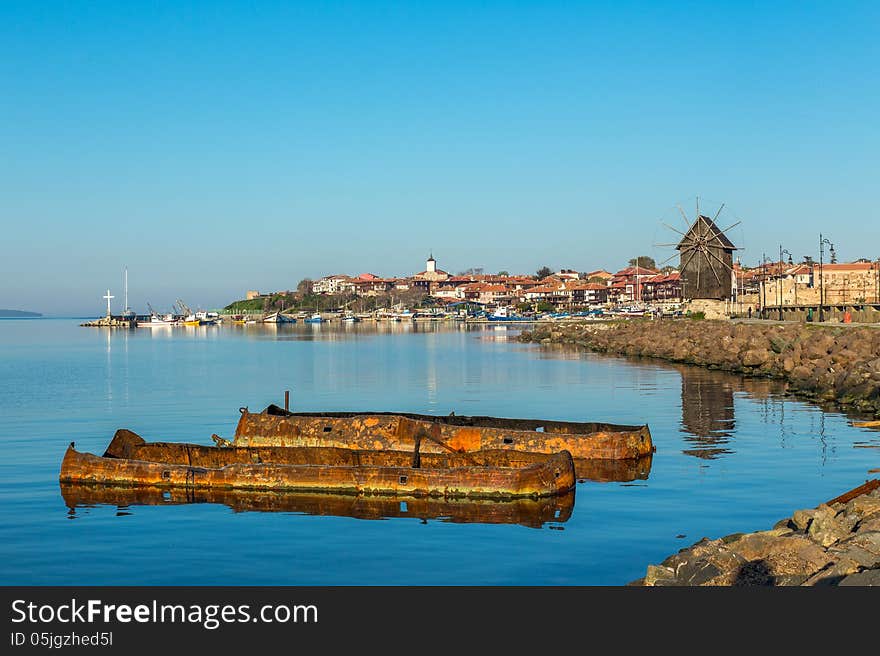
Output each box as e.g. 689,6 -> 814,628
644,565 -> 676,586
792,508 -> 820,531
802,558 -> 863,586
808,511 -> 856,547
725,532 -> 831,581
828,544 -> 880,569
773,517 -> 795,531
847,495 -> 880,519
837,531 -> 880,556
838,569 -> 880,586
856,516 -> 880,532
674,548 -> 747,586
742,349 -> 770,367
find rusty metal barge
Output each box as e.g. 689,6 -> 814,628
60,430 -> 576,500
233,405 -> 654,461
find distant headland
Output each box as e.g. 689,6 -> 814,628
0,309 -> 42,318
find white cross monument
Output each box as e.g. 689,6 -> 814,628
103,289 -> 114,317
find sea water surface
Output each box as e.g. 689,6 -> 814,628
1,318 -> 877,585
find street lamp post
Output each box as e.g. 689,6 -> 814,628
761,252 -> 769,319
778,246 -> 793,321
818,234 -> 835,322
635,256 -> 641,303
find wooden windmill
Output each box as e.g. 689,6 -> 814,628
657,200 -> 740,301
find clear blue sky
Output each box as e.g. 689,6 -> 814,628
2,1 -> 878,315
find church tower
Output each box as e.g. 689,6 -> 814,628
426,252 -> 436,274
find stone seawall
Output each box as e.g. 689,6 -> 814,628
633,481 -> 880,586
518,320 -> 880,417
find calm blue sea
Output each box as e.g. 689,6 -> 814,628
0,318 -> 877,585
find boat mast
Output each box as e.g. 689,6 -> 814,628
123,266 -> 130,316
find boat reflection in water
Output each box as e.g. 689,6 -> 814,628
60,455 -> 652,529
60,483 -> 575,529
573,453 -> 652,483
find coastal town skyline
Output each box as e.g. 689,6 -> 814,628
11,234 -> 880,317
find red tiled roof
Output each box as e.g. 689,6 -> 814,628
818,262 -> 875,271
645,272 -> 681,283
613,266 -> 658,277
527,285 -> 564,294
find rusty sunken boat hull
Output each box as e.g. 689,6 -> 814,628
60,430 -> 576,500
233,405 -> 654,461
103,429 -> 651,482
60,483 -> 575,528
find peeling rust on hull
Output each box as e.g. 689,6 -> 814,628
60,483 -> 575,528
101,429 -> 652,482
232,405 -> 654,460
61,432 -> 577,500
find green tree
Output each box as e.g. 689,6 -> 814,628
628,256 -> 656,270
497,270 -> 509,276
535,266 -> 553,279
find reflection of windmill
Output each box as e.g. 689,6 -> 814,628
657,199 -> 740,300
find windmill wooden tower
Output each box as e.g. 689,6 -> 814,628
659,200 -> 739,301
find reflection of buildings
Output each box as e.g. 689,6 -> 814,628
679,366 -> 736,459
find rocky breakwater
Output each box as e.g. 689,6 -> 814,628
519,321 -> 880,416
633,481 -> 880,586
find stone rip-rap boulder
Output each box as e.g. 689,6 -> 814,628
634,484 -> 880,586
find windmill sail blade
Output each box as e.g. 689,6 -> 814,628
658,248 -> 688,267
703,247 -> 723,284
679,247 -> 699,280
662,222 -> 687,237
704,220 -> 741,248
712,203 -> 725,223
676,205 -> 690,228
704,246 -> 734,272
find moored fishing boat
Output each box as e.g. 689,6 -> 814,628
487,307 -> 531,322
137,313 -> 179,327
262,312 -> 296,324
60,430 -> 576,499
233,405 -> 654,460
